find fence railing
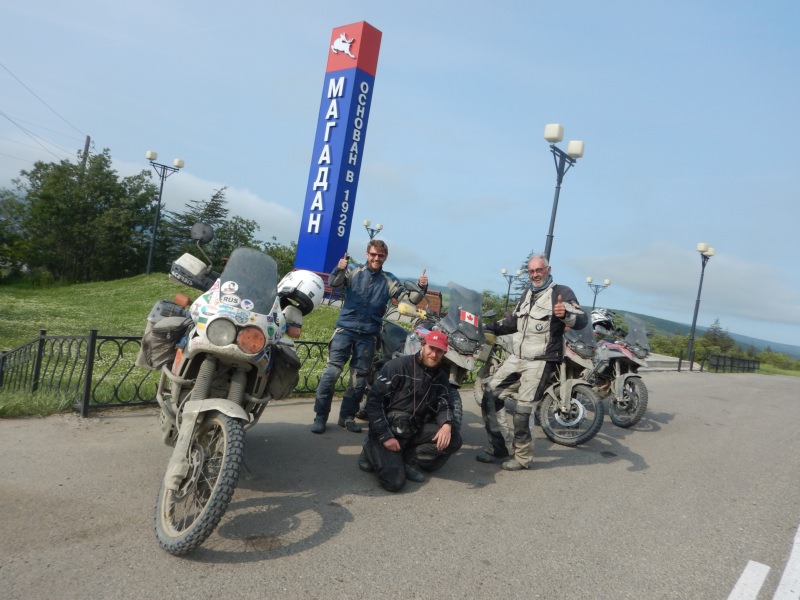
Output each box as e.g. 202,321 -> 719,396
0,330 -> 356,416
706,353 -> 760,373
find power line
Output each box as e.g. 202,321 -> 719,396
0,109 -> 68,161
0,62 -> 86,138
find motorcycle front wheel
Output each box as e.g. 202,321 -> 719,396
608,377 -> 648,428
154,411 -> 245,555
539,384 -> 604,447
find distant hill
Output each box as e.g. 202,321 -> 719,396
590,307 -> 800,360
400,279 -> 800,360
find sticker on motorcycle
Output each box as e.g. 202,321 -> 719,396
460,310 -> 478,326
241,299 -> 254,311
221,294 -> 240,306
221,281 -> 238,294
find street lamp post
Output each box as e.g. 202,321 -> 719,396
586,277 -> 612,311
145,151 -> 184,275
501,268 -> 523,313
543,123 -> 584,262
363,219 -> 383,240
686,243 -> 715,370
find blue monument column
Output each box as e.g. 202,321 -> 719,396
294,21 -> 382,274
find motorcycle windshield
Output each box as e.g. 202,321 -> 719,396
441,281 -> 484,343
217,247 -> 278,316
623,314 -> 651,352
565,321 -> 597,358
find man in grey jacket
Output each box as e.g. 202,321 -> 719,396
311,239 -> 427,434
477,253 -> 587,471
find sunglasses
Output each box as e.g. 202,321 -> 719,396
368,252 -> 387,259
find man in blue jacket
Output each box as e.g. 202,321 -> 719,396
311,239 -> 427,434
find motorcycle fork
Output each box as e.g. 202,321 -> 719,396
163,358 -> 250,492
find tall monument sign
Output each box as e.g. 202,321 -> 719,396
293,21 -> 382,273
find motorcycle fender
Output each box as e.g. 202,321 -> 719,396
444,349 -> 473,371
614,374 -> 643,399
163,398 -> 249,492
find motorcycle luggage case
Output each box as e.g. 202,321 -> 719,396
135,316 -> 192,370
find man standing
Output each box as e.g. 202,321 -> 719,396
358,331 -> 462,492
477,253 -> 587,471
311,240 -> 427,434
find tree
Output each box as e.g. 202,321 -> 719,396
702,318 -> 736,353
0,188 -> 27,278
8,149 -> 157,283
262,236 -> 297,278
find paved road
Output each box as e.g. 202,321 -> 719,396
2,372 -> 799,599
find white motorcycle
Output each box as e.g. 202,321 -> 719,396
137,224 -> 324,555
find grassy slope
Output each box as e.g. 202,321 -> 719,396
1,275 -> 342,351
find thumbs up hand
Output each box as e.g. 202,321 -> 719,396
418,268 -> 428,288
553,294 -> 566,318
337,252 -> 349,270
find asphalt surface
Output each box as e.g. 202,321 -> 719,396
2,371 -> 799,599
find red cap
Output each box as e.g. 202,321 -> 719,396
425,331 -> 449,352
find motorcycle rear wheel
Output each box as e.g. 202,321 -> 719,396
539,384 -> 604,447
154,411 -> 245,555
608,377 -> 648,428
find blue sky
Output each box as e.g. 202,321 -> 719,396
2,1 -> 799,346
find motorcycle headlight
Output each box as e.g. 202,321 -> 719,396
206,318 -> 237,346
449,330 -> 479,355
237,326 -> 266,354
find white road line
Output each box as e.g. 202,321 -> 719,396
775,523 -> 800,599
728,560 -> 770,600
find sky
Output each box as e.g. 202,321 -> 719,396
2,1 -> 799,346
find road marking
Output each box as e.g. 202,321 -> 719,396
728,560 -> 770,600
775,523 -> 800,599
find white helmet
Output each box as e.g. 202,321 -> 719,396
277,270 -> 324,315
591,308 -> 616,329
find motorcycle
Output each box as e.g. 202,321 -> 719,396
396,281 -> 489,428
474,317 -> 605,447
136,224 -> 324,555
589,311 -> 650,427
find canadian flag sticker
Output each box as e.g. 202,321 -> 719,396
460,310 -> 478,326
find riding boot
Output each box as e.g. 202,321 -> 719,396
511,410 -> 533,468
481,390 -> 511,458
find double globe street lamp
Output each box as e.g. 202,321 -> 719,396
363,219 -> 383,240
145,150 -> 184,275
586,277 -> 612,311
543,124 -> 584,261
501,268 -> 523,313
686,243 -> 715,370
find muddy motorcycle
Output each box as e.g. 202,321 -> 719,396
589,312 -> 650,427
136,224 -> 323,555
474,322 -> 605,447
396,281 -> 490,428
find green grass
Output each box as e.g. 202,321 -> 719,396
0,390 -> 75,417
1,275 -> 343,351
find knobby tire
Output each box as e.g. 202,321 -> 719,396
154,411 -> 245,555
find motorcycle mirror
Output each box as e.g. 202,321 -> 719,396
403,280 -> 423,294
483,309 -> 498,320
190,223 -> 214,245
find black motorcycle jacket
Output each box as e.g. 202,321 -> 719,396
365,352 -> 455,444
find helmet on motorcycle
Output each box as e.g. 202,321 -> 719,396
591,308 -> 616,331
277,270 -> 324,315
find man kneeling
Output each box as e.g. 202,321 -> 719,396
358,331 -> 462,492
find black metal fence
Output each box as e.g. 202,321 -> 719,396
0,330 -> 353,417
706,353 -> 760,373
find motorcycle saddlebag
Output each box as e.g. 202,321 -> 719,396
135,316 -> 192,370
266,344 -> 302,400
